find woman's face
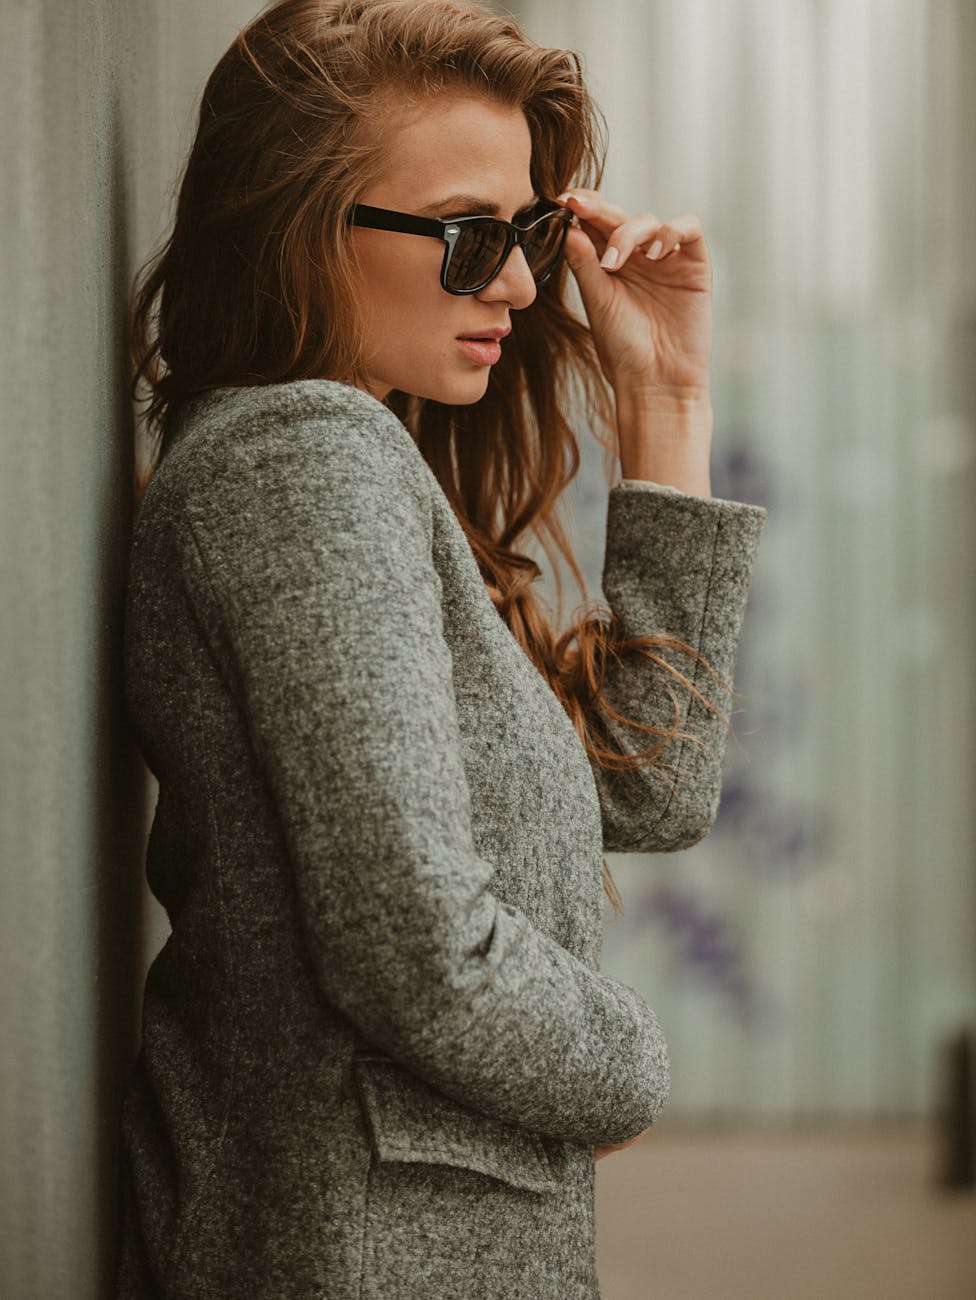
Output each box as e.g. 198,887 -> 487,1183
347,91 -> 540,405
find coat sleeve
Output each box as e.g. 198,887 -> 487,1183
592,484 -> 767,853
618,478 -> 685,494
174,412 -> 668,1148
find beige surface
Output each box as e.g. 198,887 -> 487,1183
595,1123 -> 976,1299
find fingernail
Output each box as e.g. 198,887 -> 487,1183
646,240 -> 663,260
556,192 -> 572,204
600,247 -> 619,269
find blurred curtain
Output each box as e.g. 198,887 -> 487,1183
524,0 -> 976,1121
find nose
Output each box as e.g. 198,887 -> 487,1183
477,241 -> 538,310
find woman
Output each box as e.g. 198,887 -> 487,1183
117,0 -> 767,1296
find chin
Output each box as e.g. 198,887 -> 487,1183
397,371 -> 491,406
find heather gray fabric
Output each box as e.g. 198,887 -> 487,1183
619,477 -> 684,493
115,378 -> 766,1299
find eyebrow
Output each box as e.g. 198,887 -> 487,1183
417,193 -> 541,218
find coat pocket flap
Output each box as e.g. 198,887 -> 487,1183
351,1053 -> 567,1196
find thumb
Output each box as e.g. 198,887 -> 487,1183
561,225 -> 612,307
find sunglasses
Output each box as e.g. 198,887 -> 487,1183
345,199 -> 574,295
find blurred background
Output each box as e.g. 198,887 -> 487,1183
1,0 -> 973,1297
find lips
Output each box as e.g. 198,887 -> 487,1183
457,337 -> 503,365
457,328 -> 511,341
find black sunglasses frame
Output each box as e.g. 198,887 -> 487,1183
345,200 -> 574,295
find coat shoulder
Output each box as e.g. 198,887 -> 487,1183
141,379 -> 431,529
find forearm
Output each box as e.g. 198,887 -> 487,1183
614,388 -> 714,498
594,484 -> 768,851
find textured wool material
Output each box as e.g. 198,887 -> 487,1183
619,477 -> 685,494
115,378 -> 766,1299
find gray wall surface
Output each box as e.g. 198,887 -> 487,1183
0,4 -> 259,1296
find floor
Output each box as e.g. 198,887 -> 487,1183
594,1122 -> 976,1299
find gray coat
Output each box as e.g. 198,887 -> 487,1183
115,379 -> 766,1299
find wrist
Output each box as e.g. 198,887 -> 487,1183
615,381 -> 711,409
614,389 -> 713,496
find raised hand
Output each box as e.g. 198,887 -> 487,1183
556,188 -> 712,402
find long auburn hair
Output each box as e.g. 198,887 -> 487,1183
130,0 -> 739,914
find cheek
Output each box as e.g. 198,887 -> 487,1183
395,243 -> 444,298
352,239 -> 455,348
377,264 -> 451,336
363,228 -> 438,279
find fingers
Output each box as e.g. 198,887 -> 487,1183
607,212 -> 701,269
642,216 -> 700,259
556,188 -> 630,226
555,190 -> 704,269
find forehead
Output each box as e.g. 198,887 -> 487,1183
377,92 -> 533,200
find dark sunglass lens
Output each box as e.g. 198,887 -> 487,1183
523,212 -> 567,278
446,220 -> 508,291
446,211 -> 567,291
